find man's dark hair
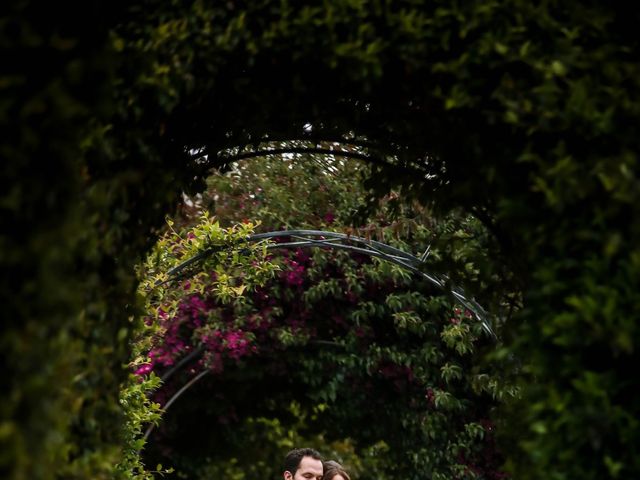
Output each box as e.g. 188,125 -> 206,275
284,448 -> 323,474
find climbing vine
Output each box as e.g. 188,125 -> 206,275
117,216 -> 278,478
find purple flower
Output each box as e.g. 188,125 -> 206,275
282,260 -> 305,286
323,211 -> 335,224
134,364 -> 153,376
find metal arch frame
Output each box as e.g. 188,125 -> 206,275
143,229 -> 495,441
165,229 -> 493,336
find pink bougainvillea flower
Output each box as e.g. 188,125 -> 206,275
134,363 -> 153,376
282,259 -> 306,286
323,211 -> 335,224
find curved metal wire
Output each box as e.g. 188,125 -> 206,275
165,230 -> 493,336
143,229 -> 495,442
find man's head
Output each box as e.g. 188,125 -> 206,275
283,448 -> 323,480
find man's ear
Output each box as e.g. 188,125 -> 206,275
284,471 -> 293,480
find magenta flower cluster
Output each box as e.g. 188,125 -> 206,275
283,258 -> 306,286
135,295 -> 209,375
200,329 -> 257,372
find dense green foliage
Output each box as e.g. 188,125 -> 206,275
3,1 -> 639,479
1,3 -> 126,478
1,2 -> 204,478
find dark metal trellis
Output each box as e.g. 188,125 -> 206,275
143,229 -> 495,441
191,138 -> 442,184
166,230 -> 493,335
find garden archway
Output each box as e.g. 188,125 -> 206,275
140,220 -> 505,480
147,228 -> 496,431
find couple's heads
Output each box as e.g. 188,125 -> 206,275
283,449 -> 351,480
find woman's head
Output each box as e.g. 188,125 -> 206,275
322,460 -> 351,480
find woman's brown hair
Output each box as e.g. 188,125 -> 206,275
322,460 -> 351,480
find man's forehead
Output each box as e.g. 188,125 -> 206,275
298,456 -> 323,475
